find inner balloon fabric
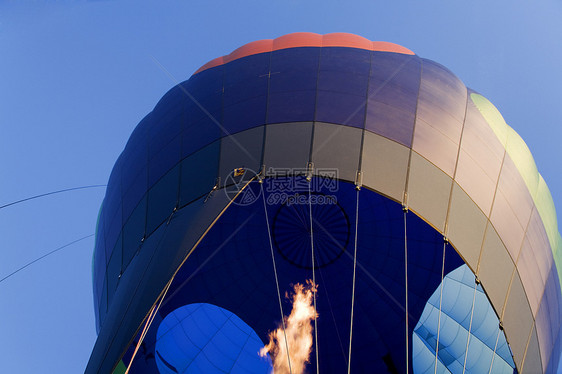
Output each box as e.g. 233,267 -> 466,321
122,178 -> 465,373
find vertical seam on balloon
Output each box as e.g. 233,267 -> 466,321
404,209 -> 410,374
403,55 -> 423,208
519,325 -> 537,373
515,204 -> 544,372
308,47 -> 322,166
491,149 -> 524,370
355,49 -> 373,181
260,51 -> 273,170
444,86 -> 469,245
144,116 -> 150,242
218,64 -> 226,186
502,182 -> 536,371
177,90 -> 185,209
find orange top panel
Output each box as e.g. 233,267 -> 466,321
194,32 -> 415,75
323,32 -> 373,49
272,32 -> 323,50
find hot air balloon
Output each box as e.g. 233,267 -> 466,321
87,33 -> 562,374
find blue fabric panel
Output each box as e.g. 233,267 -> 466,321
154,303 -> 271,374
366,52 -> 420,146
222,95 -> 267,134
122,114 -> 149,192
104,203 -> 122,263
122,195 -> 146,268
122,167 -> 147,223
179,141 -> 219,207
269,47 -> 320,93
148,135 -> 181,188
223,53 -> 270,107
315,47 -> 370,128
317,47 -> 370,95
148,106 -> 183,160
315,90 -> 366,128
99,276 -> 107,327
103,154 -> 123,239
185,66 -> 223,102
147,165 -> 179,235
93,224 -> 106,295
267,90 -> 316,123
267,49 -> 318,121
106,236 -> 122,304
180,70 -> 223,157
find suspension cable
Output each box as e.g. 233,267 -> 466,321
434,240 -> 447,374
403,209 -> 409,373
308,179 -> 319,374
0,184 -> 106,210
462,277 -> 479,373
125,277 -> 173,374
0,233 -> 94,284
487,325 -> 502,374
261,183 -> 293,374
347,188 -> 360,374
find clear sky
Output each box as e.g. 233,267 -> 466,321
1,1 -> 561,373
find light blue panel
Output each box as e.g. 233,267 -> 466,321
413,265 -> 516,373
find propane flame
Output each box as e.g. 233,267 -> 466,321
259,280 -> 318,374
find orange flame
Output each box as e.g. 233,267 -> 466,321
259,280 -> 318,374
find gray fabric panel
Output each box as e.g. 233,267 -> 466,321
478,223 -> 514,318
311,122 -> 362,183
503,270 -> 535,369
361,131 -> 408,202
219,126 -> 265,184
407,151 -> 452,232
522,325 -> 543,374
263,122 -> 313,171
446,183 -> 487,272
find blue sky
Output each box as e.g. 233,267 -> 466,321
1,1 -> 561,373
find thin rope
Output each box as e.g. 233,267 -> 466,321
261,184 -> 293,374
0,234 -> 94,284
308,180 -> 319,374
462,278 -> 479,373
125,277 -> 173,374
347,188 -> 360,374
434,240 -> 447,374
487,326 -> 502,374
0,185 -> 106,210
404,209 -> 409,374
